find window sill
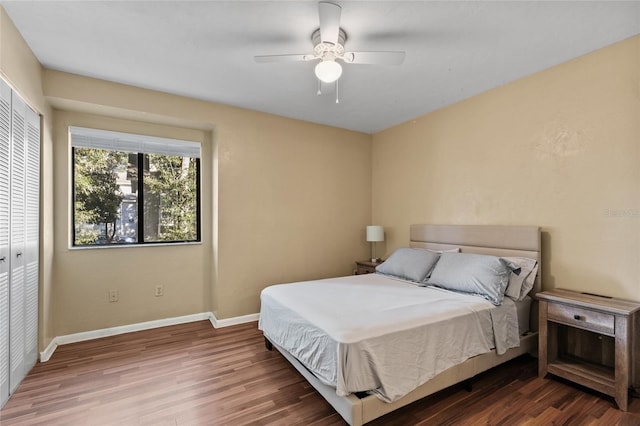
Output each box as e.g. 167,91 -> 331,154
69,241 -> 202,250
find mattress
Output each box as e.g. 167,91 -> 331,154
259,273 -> 521,403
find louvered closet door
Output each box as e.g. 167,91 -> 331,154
9,91 -> 26,394
24,103 -> 39,368
0,79 -> 11,408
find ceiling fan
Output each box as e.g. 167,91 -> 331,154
254,1 -> 405,102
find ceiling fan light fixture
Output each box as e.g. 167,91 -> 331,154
315,59 -> 342,83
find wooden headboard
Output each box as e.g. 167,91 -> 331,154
409,224 -> 542,295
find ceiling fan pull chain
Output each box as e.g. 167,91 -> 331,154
335,80 -> 340,104
317,79 -> 322,95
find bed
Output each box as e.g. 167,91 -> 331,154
259,224 -> 541,425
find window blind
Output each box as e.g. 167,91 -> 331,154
70,126 -> 201,158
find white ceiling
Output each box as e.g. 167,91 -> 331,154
3,1 -> 639,134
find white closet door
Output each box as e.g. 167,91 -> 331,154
0,78 -> 11,407
9,91 -> 26,394
24,105 -> 39,368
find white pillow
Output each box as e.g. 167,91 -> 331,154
503,257 -> 539,301
427,247 -> 460,254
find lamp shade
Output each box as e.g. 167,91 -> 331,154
366,225 -> 384,242
315,60 -> 342,83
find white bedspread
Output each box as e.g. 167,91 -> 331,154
259,273 -> 520,403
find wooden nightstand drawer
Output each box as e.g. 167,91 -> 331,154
548,303 -> 615,335
358,265 -> 376,274
355,260 -> 383,275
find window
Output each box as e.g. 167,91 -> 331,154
71,127 -> 201,246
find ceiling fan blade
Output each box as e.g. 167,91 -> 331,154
254,54 -> 316,63
343,51 -> 406,65
318,2 -> 341,45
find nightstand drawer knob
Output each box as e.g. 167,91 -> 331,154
574,314 -> 582,320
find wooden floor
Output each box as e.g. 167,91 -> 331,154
1,321 -> 639,425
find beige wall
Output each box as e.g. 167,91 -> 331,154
372,35 -> 640,300
45,71 -> 372,333
0,8 -> 55,351
0,8 -> 42,110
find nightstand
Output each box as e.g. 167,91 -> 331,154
355,260 -> 382,275
538,289 -> 640,411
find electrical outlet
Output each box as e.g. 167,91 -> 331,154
108,289 -> 118,302
155,285 -> 164,297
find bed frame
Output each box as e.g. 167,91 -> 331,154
267,224 -> 541,425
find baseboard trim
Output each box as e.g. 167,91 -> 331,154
40,339 -> 58,363
209,312 -> 260,328
39,311 -> 259,363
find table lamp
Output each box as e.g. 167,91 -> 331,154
366,225 -> 384,262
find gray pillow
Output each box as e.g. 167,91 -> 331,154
426,253 -> 516,305
375,248 -> 440,283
